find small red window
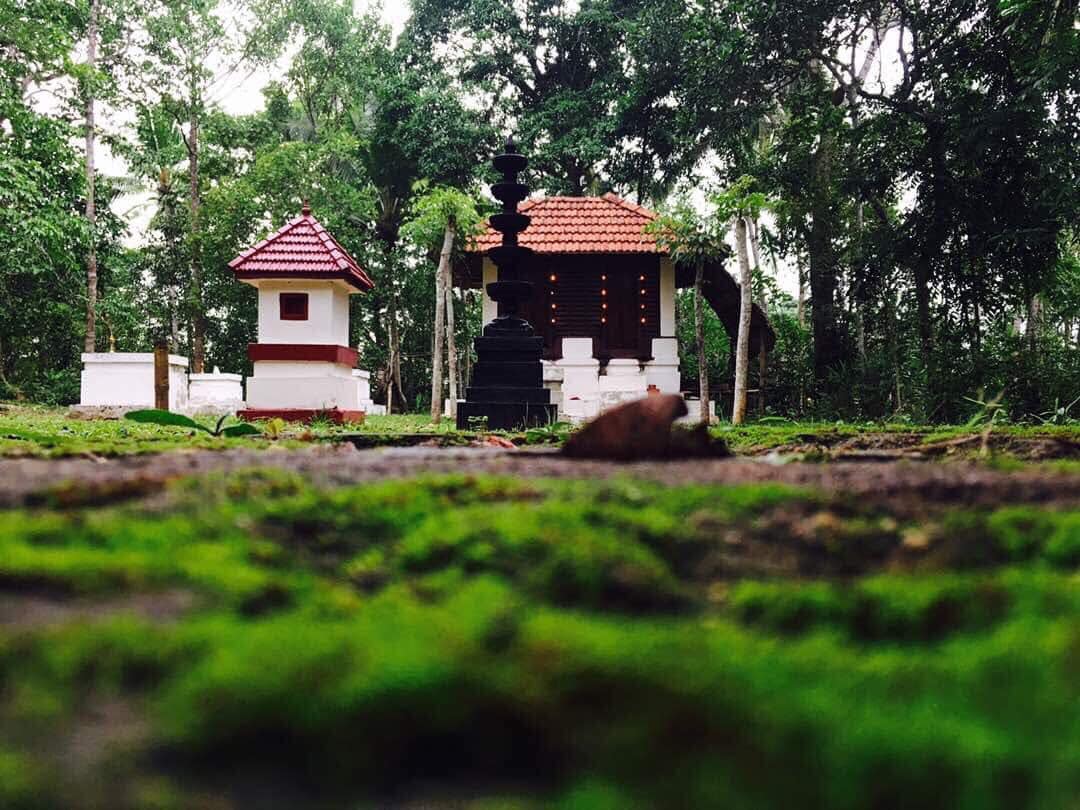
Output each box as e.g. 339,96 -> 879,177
279,293 -> 309,321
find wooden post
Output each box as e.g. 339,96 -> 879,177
154,340 -> 169,410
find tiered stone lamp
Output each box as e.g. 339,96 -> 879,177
456,139 -> 557,430
229,203 -> 375,423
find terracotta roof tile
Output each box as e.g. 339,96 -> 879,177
229,207 -> 374,291
471,193 -> 664,255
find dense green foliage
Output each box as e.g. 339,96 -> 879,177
0,471 -> 1078,807
0,0 -> 1076,417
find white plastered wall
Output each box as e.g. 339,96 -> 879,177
245,376 -> 361,410
254,280 -> 353,345
79,353 -> 188,410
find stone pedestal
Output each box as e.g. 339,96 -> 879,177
354,369 -> 385,415
597,358 -> 647,411
78,352 -> 188,412
680,398 -> 717,423
644,337 -> 681,393
456,333 -> 556,429
246,363 -> 361,411
188,369 -> 244,415
541,361 -> 564,414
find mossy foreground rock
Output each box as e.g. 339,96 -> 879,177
0,470 -> 1077,809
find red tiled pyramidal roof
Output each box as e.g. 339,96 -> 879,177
471,192 -> 663,255
229,204 -> 374,291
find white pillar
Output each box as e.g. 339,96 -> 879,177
659,258 -> 676,337
644,337 -> 681,393
555,338 -> 601,421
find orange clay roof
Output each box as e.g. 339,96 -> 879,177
471,193 -> 663,255
228,205 -> 374,291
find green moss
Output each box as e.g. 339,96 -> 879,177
1,472 -> 1080,807
0,406 -> 474,457
0,747 -> 46,809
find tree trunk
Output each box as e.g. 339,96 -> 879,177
429,227 -> 451,423
732,218 -> 752,425
796,257 -> 806,328
853,201 -> 867,363
808,127 -> 844,387
693,259 -> 710,425
387,284 -> 405,413
187,87 -> 205,373
170,303 -> 179,353
83,0 -> 99,354
748,217 -> 767,414
913,264 -> 932,363
443,223 -> 459,420
1025,294 -> 1042,355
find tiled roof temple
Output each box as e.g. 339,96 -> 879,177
471,193 -> 662,254
229,204 -> 374,291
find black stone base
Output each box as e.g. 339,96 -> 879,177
456,400 -> 557,431
457,331 -> 555,430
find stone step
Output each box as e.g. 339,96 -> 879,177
471,362 -> 542,388
465,386 -> 553,403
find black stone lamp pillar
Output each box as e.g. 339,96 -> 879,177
456,137 -> 557,430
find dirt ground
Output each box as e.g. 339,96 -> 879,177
2,442 -> 1078,514
749,431 -> 1080,461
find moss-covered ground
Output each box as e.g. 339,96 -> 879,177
0,406 -> 476,457
1,470 -> 1078,808
2,404 -> 1079,464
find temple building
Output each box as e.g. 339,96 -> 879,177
229,204 -> 378,423
459,193 -> 773,420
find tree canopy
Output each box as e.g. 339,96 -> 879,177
0,0 -> 1076,420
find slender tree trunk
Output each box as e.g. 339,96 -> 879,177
187,84 -> 205,372
796,257 -> 806,328
379,238 -> 406,413
430,224 -> 455,422
0,336 -> 12,392
887,285 -> 902,413
808,127 -> 844,387
1025,294 -> 1042,355
693,259 -> 710,425
387,285 -> 405,413
82,0 -> 99,354
732,218 -> 752,425
749,217 -> 767,414
913,265 -> 932,363
853,201 -> 867,363
443,223 -> 459,420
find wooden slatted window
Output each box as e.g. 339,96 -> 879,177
516,255 -> 660,360
279,292 -> 309,321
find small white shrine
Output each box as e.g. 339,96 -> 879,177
229,203 -> 377,423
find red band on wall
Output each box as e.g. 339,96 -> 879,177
248,344 -> 358,367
